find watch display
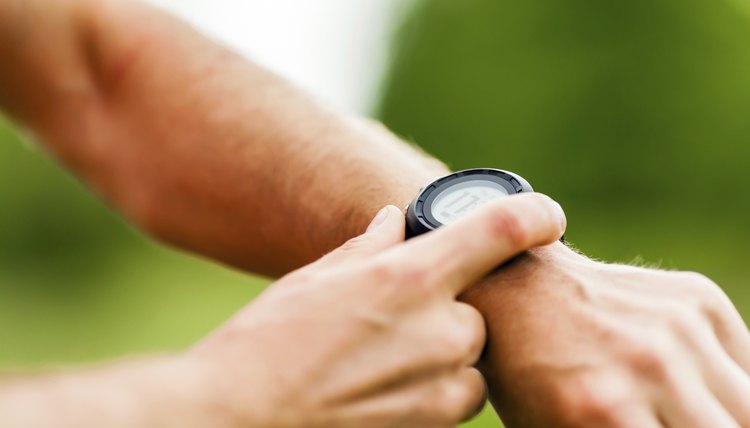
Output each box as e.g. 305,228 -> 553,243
405,168 -> 534,237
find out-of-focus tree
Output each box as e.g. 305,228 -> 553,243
379,0 -> 750,293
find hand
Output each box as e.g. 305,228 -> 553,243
185,194 -> 566,428
462,243 -> 750,427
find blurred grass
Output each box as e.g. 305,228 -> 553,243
2,0 -> 750,427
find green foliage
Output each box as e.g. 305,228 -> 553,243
378,1 -> 750,425
379,0 -> 750,299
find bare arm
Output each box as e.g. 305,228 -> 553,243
0,0 -> 446,277
0,358 -> 218,428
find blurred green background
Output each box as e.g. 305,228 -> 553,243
2,0 -> 750,427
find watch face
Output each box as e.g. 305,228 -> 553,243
430,180 -> 509,225
405,168 -> 534,237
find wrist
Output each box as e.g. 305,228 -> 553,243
180,350 -> 283,428
529,240 -> 592,264
160,355 -> 236,428
331,119 -> 449,241
118,355 -> 232,428
0,355 -> 225,428
458,240 -> 592,310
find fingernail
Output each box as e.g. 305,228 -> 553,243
366,207 -> 390,233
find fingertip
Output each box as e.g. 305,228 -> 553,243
384,204 -> 405,219
319,206 -> 404,265
536,193 -> 567,240
366,206 -> 391,233
363,205 -> 406,249
381,205 -> 407,235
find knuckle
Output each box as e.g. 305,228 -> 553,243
401,264 -> 434,288
663,303 -> 705,336
365,257 -> 442,305
630,349 -> 670,382
440,321 -> 479,362
337,234 -> 373,254
486,204 -> 530,249
366,258 -> 402,284
363,261 -> 413,305
556,372 -> 630,425
679,271 -> 732,322
623,337 -> 674,382
387,264 -> 438,300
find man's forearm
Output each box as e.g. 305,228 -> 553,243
0,0 -> 448,277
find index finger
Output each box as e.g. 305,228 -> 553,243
392,193 -> 566,296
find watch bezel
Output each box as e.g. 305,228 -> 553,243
406,168 -> 534,237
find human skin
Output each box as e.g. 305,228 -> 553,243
0,199 -> 566,428
0,0 -> 749,427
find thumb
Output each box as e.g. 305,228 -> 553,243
317,205 -> 406,266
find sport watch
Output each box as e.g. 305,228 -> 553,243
405,168 -> 534,238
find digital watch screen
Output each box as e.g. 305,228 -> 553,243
405,168 -> 534,238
